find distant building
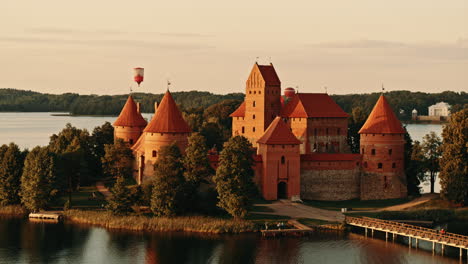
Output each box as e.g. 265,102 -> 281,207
411,109 -> 418,120
428,102 -> 451,117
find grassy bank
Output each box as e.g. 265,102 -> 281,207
0,205 -> 28,217
63,210 -> 257,234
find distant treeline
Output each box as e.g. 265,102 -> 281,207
0,89 -> 244,115
0,88 -> 466,118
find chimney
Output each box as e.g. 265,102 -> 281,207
136,102 -> 141,114
154,102 -> 159,113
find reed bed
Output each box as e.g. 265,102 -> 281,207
0,205 -> 28,216
63,210 -> 257,234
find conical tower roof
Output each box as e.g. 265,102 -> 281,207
359,95 -> 405,134
113,95 -> 147,127
144,90 -> 191,133
257,117 -> 301,145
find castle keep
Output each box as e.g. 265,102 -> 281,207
114,63 -> 408,201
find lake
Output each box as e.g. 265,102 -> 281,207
0,112 -> 444,193
0,216 -> 464,264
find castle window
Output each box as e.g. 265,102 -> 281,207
160,133 -> 164,136
388,149 -> 392,155
361,148 -> 365,154
252,127 -> 256,132
129,139 -> 134,144
313,143 -> 317,151
259,91 -> 261,94
254,91 -> 257,94
282,145 -> 285,149
253,114 -> 256,119
249,91 -> 252,94
371,149 -> 376,155
356,162 -> 360,166
152,150 -> 157,157
364,162 -> 368,168
241,127 -> 245,134
338,128 -> 341,135
384,176 -> 388,188
378,163 -> 383,169
314,128 -> 317,136
281,156 -> 285,164
253,101 -> 256,107
392,163 -> 396,168
326,128 -> 329,135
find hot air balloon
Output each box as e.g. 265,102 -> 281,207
133,67 -> 144,86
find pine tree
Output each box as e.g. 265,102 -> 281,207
183,133 -> 214,210
439,108 -> 468,204
106,176 -> 133,214
213,136 -> 256,219
101,139 -> 134,179
421,132 -> 442,193
20,146 -> 58,212
403,131 -> 423,195
0,143 -> 26,205
151,143 -> 186,217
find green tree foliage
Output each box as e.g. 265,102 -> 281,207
183,133 -> 214,211
106,176 -> 133,214
101,139 -> 134,179
403,130 -> 424,195
0,143 -> 27,205
421,132 -> 442,193
49,124 -> 93,188
20,146 -> 58,211
89,122 -> 115,177
213,136 -> 256,219
439,108 -> 468,204
347,106 -> 367,153
151,143 -> 186,217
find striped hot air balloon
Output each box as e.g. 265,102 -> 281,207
133,67 -> 144,86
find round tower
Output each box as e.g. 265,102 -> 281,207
113,95 -> 147,145
359,95 -> 407,200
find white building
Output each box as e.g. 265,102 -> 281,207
428,102 -> 451,117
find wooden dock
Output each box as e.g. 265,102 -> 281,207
261,220 -> 313,237
345,216 -> 468,258
29,212 -> 63,221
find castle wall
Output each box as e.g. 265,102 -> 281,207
300,155 -> 361,201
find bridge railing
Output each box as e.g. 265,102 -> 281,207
345,216 -> 468,248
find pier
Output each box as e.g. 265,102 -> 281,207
261,220 -> 313,237
29,212 -> 63,221
345,216 -> 468,258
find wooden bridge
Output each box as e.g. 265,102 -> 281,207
345,216 -> 468,258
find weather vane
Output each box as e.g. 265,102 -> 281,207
325,86 -> 328,94
382,83 -> 385,94
167,79 -> 171,91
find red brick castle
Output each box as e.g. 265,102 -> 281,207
114,63 -> 408,201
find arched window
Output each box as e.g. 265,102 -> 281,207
241,127 -> 245,134
253,114 -> 256,119
129,139 -> 133,144
371,149 -> 376,155
378,163 -> 383,169
252,127 -> 256,132
281,156 -> 285,164
253,101 -> 256,107
388,149 -> 393,155
152,150 -> 157,157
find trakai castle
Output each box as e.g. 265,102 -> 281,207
113,63 -> 408,201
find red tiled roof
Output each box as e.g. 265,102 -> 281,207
257,117 -> 301,145
301,153 -> 361,161
257,63 -> 280,86
281,93 -> 349,118
359,95 -> 405,134
229,101 -> 246,117
144,90 -> 191,133
113,95 -> 147,127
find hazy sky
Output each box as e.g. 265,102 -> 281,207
1,1 -> 467,95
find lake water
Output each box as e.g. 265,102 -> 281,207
0,112 -> 444,194
0,216 -> 465,264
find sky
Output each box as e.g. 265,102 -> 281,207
1,1 -> 467,95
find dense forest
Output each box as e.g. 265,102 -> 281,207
0,88 -> 466,119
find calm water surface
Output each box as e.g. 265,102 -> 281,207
0,216 -> 464,264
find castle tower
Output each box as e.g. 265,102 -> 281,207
113,95 -> 147,145
231,63 -> 282,145
359,95 -> 407,200
257,117 -> 301,200
132,90 -> 191,183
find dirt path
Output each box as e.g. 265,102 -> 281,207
253,200 -> 345,222
378,193 -> 439,211
96,181 -> 111,198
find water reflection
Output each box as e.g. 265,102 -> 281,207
0,217 -> 464,264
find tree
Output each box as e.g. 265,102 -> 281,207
183,133 -> 214,210
405,133 -> 424,196
421,132 -> 442,193
106,176 -> 133,214
151,143 -> 186,217
101,139 -> 134,179
89,122 -> 115,178
213,136 -> 256,219
20,146 -> 58,211
439,109 -> 468,204
347,106 -> 367,153
0,143 -> 27,205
